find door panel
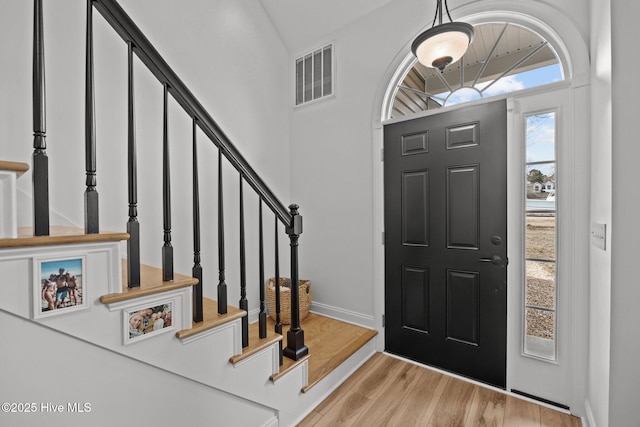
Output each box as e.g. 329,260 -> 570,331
402,170 -> 430,246
447,270 -> 479,345
446,165 -> 479,249
384,100 -> 507,388
402,265 -> 430,332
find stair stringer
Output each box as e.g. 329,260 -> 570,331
0,239 -> 377,426
0,309 -> 279,427
0,240 -> 304,424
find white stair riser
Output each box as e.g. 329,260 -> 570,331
0,171 -> 19,238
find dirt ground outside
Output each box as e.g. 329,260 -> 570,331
525,215 -> 556,340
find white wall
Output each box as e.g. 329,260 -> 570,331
588,0 -> 612,426
0,0 -> 41,199
0,0 -> 292,314
0,310 -> 275,427
288,0 -> 430,322
609,1 -> 640,426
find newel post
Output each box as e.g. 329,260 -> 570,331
283,204 -> 309,361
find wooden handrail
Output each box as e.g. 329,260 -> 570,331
92,0 -> 292,227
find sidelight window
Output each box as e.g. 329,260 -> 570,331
524,111 -> 557,360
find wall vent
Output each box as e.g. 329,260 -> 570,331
295,43 -> 334,106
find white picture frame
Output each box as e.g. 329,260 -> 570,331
33,255 -> 87,319
123,300 -> 175,345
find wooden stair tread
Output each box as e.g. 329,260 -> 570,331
270,354 -> 310,382
176,297 -> 245,340
303,318 -> 378,392
99,260 -> 197,305
229,321 -> 282,365
0,160 -> 29,176
0,226 -> 129,249
266,314 -> 377,391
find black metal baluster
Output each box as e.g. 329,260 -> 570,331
283,204 -> 308,360
161,83 -> 173,281
192,118 -> 203,322
239,175 -> 248,348
126,41 -> 140,288
84,0 -> 99,234
274,216 -> 283,366
258,199 -> 267,339
32,0 -> 49,236
217,149 -> 228,314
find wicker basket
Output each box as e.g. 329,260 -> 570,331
266,277 -> 311,325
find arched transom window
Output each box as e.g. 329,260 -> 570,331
391,23 -> 563,118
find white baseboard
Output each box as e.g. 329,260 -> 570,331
261,415 -> 279,427
309,302 -> 375,329
247,307 -> 260,323
583,398 -> 596,427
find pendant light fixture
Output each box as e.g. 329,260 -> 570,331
411,0 -> 474,72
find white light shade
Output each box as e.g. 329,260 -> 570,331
412,22 -> 474,71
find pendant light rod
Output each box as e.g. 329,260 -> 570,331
431,0 -> 454,27
443,0 -> 453,23
432,0 -> 440,26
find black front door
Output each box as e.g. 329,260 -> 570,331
384,100 -> 507,388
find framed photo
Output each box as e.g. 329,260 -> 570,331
123,300 -> 175,345
33,255 -> 87,319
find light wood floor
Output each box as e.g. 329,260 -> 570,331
298,352 -> 581,427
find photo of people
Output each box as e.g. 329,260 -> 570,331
126,302 -> 173,343
35,257 -> 86,318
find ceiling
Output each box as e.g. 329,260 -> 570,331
259,0 -> 395,52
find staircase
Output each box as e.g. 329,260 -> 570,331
0,222 -> 376,426
0,1 -> 377,426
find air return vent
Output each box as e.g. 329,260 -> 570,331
295,43 -> 334,106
